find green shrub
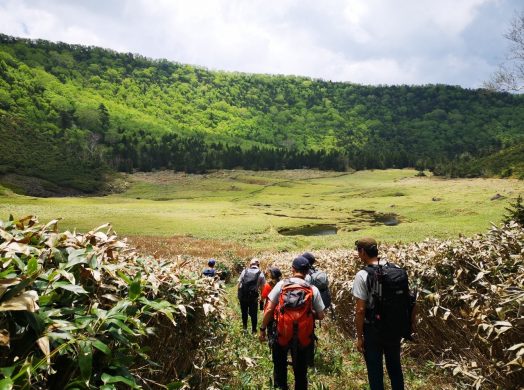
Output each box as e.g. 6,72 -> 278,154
0,216 -> 224,388
503,195 -> 524,226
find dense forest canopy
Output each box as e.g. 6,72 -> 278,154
0,34 -> 523,192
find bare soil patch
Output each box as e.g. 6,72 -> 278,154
128,234 -> 257,259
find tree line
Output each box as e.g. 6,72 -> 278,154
0,34 -> 523,192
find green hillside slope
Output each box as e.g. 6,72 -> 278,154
0,34 -> 523,192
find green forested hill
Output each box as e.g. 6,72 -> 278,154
0,34 -> 523,193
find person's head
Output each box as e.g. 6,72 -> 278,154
207,258 -> 216,267
291,256 -> 310,276
249,257 -> 260,268
302,252 -> 316,266
267,266 -> 282,282
355,237 -> 379,258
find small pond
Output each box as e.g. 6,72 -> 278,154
278,224 -> 338,236
376,214 -> 399,226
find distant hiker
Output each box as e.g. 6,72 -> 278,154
202,258 -> 217,277
259,256 -> 325,390
238,258 -> 266,333
302,252 -> 332,309
352,237 -> 417,390
260,267 -> 283,345
261,266 -> 283,310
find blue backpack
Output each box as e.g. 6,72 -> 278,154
203,268 -> 216,277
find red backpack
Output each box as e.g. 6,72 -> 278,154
274,279 -> 315,348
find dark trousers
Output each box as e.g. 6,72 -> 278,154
239,299 -> 258,332
272,342 -> 310,390
363,325 -> 404,390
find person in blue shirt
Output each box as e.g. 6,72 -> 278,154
202,259 -> 217,277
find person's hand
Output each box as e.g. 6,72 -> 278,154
410,320 -> 418,341
259,330 -> 267,342
356,337 -> 364,353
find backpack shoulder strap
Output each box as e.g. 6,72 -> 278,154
362,265 -> 379,292
363,264 -> 379,273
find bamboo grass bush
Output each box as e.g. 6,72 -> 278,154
263,222 -> 523,389
0,216 -> 224,389
333,223 -> 523,389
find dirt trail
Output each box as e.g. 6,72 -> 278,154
218,283 -> 454,389
219,284 -> 369,389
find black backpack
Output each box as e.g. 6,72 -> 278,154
308,268 -> 332,309
363,263 -> 416,341
239,268 -> 261,301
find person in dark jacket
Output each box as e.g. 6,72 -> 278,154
202,258 -> 217,277
238,258 -> 266,333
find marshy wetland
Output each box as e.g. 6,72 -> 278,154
1,169 -> 522,251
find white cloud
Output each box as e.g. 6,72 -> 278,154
0,0 -> 519,87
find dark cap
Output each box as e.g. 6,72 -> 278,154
268,267 -> 282,280
355,237 -> 378,250
292,256 -> 310,272
302,252 -> 316,265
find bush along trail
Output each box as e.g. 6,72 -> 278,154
0,215 -> 522,389
0,216 -> 225,389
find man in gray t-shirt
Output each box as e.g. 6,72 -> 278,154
352,237 -> 405,390
259,256 -> 325,390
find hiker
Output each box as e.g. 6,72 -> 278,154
260,267 -> 282,344
202,258 -> 217,277
238,258 -> 266,333
261,266 -> 282,310
302,252 -> 332,309
352,237 -> 416,390
259,256 -> 325,390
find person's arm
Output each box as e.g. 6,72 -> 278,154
315,308 -> 325,320
259,299 -> 277,342
237,270 -> 245,287
312,287 -> 326,320
411,302 -> 418,334
355,298 -> 366,353
258,273 -> 266,293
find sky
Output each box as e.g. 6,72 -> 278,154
0,0 -> 521,88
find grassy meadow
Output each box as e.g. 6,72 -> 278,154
0,169 -> 522,251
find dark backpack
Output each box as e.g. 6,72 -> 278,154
202,268 -> 216,277
309,269 -> 332,309
364,263 -> 415,341
239,268 -> 261,301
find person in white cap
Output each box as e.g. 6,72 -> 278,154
237,258 -> 266,333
